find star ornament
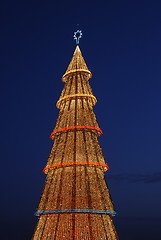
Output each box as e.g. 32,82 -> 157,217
73,30 -> 82,45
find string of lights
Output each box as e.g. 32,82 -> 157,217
62,69 -> 92,82
35,209 -> 117,216
32,36 -> 118,239
50,125 -> 103,139
56,94 -> 97,108
43,161 -> 109,173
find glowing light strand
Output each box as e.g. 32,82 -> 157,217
43,161 -> 109,173
73,30 -> 82,45
62,69 -> 92,80
35,209 -> 117,215
50,126 -> 103,139
56,94 -> 97,107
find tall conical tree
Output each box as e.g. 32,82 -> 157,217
32,32 -> 119,240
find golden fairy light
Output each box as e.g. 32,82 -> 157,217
32,32 -> 119,239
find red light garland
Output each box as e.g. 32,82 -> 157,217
43,161 -> 109,173
50,125 -> 103,139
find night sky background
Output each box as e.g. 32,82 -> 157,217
1,0 -> 161,239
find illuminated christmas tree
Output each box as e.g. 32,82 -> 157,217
32,30 -> 119,240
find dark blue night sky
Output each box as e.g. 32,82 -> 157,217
1,0 -> 161,239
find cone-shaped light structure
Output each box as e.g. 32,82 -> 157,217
32,36 -> 119,239
62,45 -> 92,82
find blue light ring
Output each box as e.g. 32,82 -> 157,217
35,209 -> 117,216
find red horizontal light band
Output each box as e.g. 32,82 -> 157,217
50,125 -> 103,138
43,161 -> 109,172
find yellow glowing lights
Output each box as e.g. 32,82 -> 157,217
56,94 -> 97,108
32,43 -> 119,239
62,69 -> 92,81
